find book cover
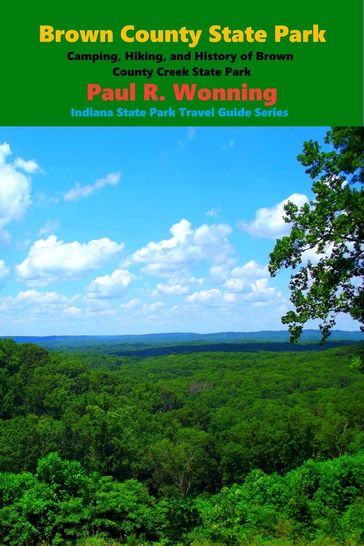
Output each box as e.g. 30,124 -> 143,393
0,1 -> 362,545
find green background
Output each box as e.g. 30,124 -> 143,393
0,0 -> 362,126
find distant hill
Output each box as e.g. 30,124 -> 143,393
1,330 -> 362,354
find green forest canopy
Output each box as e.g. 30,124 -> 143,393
0,339 -> 363,545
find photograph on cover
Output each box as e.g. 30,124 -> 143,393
0,126 -> 363,546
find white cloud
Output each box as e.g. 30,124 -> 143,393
186,288 -> 225,305
239,193 -> 308,239
17,235 -> 124,285
38,219 -> 60,236
14,290 -> 67,305
0,142 -> 33,234
0,290 -> 69,314
152,282 -> 190,297
242,278 -> 283,306
222,260 -> 269,293
142,301 -> 164,314
120,298 -> 140,310
186,279 -> 283,310
222,260 -> 280,298
209,264 -> 230,282
0,260 -> 9,279
231,260 -> 269,279
209,260 -> 268,288
64,172 -> 121,202
223,278 -> 247,292
83,297 -> 114,316
223,292 -> 237,303
119,299 -> 165,318
13,157 -> 41,174
0,143 -> 11,163
187,288 -> 221,303
185,257 -> 284,310
63,306 -> 82,316
87,268 -> 133,299
88,308 -> 116,317
125,219 -> 233,277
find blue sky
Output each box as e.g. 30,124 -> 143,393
0,126 -> 358,335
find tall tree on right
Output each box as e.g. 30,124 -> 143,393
269,127 -> 364,342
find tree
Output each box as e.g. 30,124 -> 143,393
269,127 -> 364,342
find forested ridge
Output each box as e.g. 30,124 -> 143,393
0,339 -> 363,545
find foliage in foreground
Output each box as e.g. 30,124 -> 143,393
0,451 -> 363,546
